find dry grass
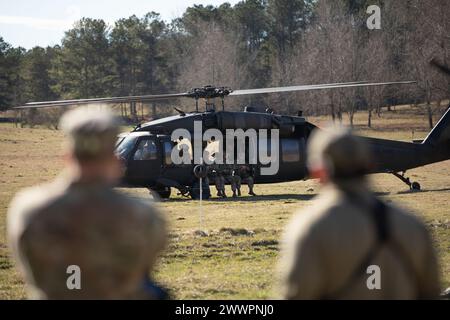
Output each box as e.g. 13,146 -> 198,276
0,106 -> 449,299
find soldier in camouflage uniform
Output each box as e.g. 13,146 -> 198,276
231,169 -> 242,197
209,160 -> 226,198
233,165 -> 256,197
8,107 -> 167,299
278,128 -> 440,299
214,170 -> 227,198
222,164 -> 238,198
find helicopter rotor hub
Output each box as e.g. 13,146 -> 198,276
186,85 -> 233,100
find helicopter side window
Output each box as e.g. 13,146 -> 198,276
163,141 -> 173,165
116,135 -> 138,160
133,139 -> 157,161
281,139 -> 300,162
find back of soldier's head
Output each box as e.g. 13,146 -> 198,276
307,127 -> 373,182
60,107 -> 119,163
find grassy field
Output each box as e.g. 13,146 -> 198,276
0,106 -> 449,299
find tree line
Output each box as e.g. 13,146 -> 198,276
0,0 -> 449,127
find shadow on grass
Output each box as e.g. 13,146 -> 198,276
374,191 -> 392,196
396,187 -> 450,195
165,193 -> 317,203
162,187 -> 447,201
129,189 -> 449,203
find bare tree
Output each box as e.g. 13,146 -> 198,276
176,21 -> 249,111
385,0 -> 449,128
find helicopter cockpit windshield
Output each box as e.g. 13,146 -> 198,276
116,135 -> 138,160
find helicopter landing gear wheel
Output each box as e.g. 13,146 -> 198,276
190,181 -> 211,200
390,171 -> 421,191
149,186 -> 171,199
411,181 -> 421,191
190,164 -> 211,200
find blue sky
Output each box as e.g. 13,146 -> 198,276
0,0 -> 240,49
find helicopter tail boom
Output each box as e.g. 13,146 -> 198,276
365,105 -> 450,175
423,105 -> 450,148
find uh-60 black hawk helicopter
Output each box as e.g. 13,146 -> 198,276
17,80 -> 450,200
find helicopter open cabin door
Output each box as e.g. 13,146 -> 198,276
126,136 -> 162,187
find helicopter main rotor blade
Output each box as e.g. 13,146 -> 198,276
15,92 -> 190,109
430,58 -> 450,76
15,80 -> 416,109
229,81 -> 416,96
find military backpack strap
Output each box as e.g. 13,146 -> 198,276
322,197 -> 388,299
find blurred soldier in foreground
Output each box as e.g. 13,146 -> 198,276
8,107 -> 166,299
278,128 -> 440,299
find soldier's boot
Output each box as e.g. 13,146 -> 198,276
248,178 -> 256,196
231,182 -> 237,198
221,188 -> 227,198
231,186 -> 237,198
235,177 -> 242,197
232,184 -> 239,198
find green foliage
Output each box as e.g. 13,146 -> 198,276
267,0 -> 316,55
0,38 -> 12,110
0,0 -> 447,117
22,47 -> 58,102
0,1 -> 356,111
0,37 -> 25,110
51,18 -> 113,99
181,3 -> 235,35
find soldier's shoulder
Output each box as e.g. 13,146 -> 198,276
109,190 -> 152,209
386,202 -> 429,236
8,180 -> 67,236
284,193 -> 336,243
283,187 -> 368,245
11,180 -> 66,214
292,189 -> 339,223
109,190 -> 164,222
